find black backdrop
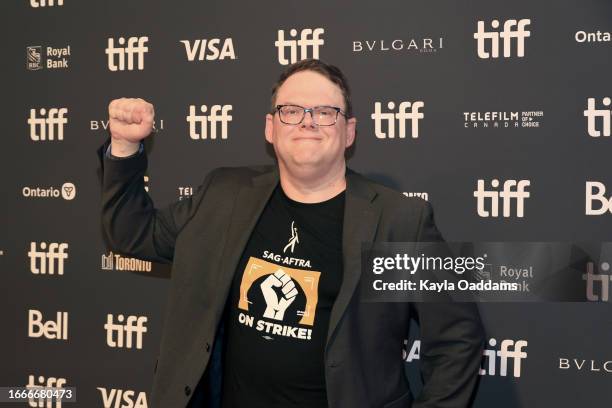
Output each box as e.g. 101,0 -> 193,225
2,1 -> 611,407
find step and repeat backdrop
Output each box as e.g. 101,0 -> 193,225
2,0 -> 611,407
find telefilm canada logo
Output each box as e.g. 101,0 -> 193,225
353,36 -> 444,54
27,45 -> 71,70
463,110 -> 544,129
22,182 -> 76,200
178,186 -> 194,200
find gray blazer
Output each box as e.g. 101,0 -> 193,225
99,142 -> 484,408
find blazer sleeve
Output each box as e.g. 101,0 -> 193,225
98,139 -> 216,264
412,202 -> 485,408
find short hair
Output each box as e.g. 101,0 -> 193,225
270,59 -> 353,118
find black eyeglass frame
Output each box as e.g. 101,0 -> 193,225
274,104 -> 347,126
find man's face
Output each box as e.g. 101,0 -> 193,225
265,70 -> 356,177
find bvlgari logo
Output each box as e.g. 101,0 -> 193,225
283,221 -> 299,253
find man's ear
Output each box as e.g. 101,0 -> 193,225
345,117 -> 357,147
265,113 -> 274,144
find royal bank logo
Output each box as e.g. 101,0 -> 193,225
353,37 -> 443,54
583,261 -> 611,302
28,108 -> 68,141
29,242 -> 68,275
585,181 -> 612,215
474,179 -> 531,218
181,38 -> 236,61
106,36 -> 148,71
22,182 -> 76,200
30,0 -> 63,7
101,252 -> 152,272
26,375 -> 67,408
27,47 -> 42,70
97,387 -> 148,408
474,18 -> 531,59
402,192 -> 429,201
584,97 -> 611,137
187,104 -> 232,140
575,30 -> 611,43
371,101 -> 424,139
404,338 -> 528,377
28,310 -> 68,340
104,314 -> 148,349
275,28 -> 324,65
463,110 -> 543,129
27,45 -> 71,70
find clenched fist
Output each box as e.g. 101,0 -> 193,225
108,98 -> 155,157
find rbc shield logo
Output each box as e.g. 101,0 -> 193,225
27,46 -> 43,70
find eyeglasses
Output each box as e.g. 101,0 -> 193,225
275,104 -> 346,126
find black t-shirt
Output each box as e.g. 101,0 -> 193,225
222,185 -> 344,408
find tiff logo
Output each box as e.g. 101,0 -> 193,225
474,179 -> 530,218
584,97 -> 611,137
583,261 -> 611,301
26,375 -> 67,408
106,37 -> 148,71
28,310 -> 68,340
481,338 -> 528,377
404,338 -> 527,377
28,108 -> 68,141
181,38 -> 236,61
97,387 -> 148,408
187,104 -> 232,140
29,242 -> 68,275
585,181 -> 612,215
275,28 -> 324,65
372,101 -> 424,139
474,19 -> 531,59
30,0 -> 63,7
105,314 -> 147,349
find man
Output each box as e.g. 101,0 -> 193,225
99,59 -> 484,408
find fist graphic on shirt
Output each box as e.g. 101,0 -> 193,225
261,270 -> 299,321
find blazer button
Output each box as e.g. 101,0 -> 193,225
205,342 -> 211,352
184,385 -> 191,396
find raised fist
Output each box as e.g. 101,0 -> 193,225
108,98 -> 155,154
261,270 -> 299,321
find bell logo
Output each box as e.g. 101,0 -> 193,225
585,181 -> 612,215
28,108 -> 68,141
106,37 -> 148,71
474,179 -> 530,218
371,101 -> 424,139
584,97 -> 611,137
104,314 -> 147,349
181,38 -> 236,61
187,104 -> 232,140
26,375 -> 67,407
28,310 -> 68,340
582,262 -> 611,301
474,19 -> 531,59
97,387 -> 148,408
30,0 -> 63,7
29,242 -> 68,275
275,28 -> 324,65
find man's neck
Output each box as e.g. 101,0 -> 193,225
278,162 -> 347,203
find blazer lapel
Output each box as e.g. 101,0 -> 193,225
212,168 -> 279,308
326,169 -> 381,348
